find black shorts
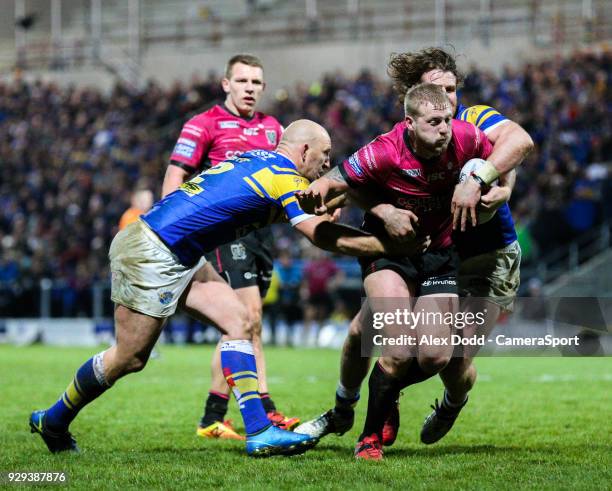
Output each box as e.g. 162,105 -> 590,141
205,228 -> 274,298
359,248 -> 459,296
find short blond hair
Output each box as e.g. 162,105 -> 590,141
404,83 -> 450,117
225,54 -> 263,78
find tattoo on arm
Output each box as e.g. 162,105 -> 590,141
325,166 -> 347,183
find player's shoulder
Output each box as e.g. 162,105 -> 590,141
185,105 -> 224,128
374,122 -> 405,154
456,104 -> 508,132
254,111 -> 281,127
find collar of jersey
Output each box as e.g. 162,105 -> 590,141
220,103 -> 256,122
259,151 -> 298,170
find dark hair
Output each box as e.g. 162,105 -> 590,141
387,47 -> 463,103
225,54 -> 264,78
404,83 -> 450,117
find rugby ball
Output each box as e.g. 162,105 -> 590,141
458,158 -> 498,225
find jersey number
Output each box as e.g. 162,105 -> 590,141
204,161 -> 235,175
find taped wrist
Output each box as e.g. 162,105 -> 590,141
473,160 -> 500,186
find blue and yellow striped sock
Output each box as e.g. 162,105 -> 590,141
220,340 -> 270,436
45,352 -> 111,432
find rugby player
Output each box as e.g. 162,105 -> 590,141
29,120 -> 411,457
164,54 -> 298,438
295,48 -> 533,458
296,84 -> 495,459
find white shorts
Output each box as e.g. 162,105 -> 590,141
109,220 -> 206,318
458,240 -> 521,311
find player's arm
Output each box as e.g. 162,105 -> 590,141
452,106 -> 533,230
480,168 -> 516,212
164,117 -> 212,197
486,120 -> 534,175
298,165 -> 419,241
295,167 -> 350,215
294,216 -> 428,257
162,162 -> 193,198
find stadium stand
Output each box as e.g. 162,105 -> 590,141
0,49 -> 610,319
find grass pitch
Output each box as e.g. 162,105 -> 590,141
1,345 -> 610,490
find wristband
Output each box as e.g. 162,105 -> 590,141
473,160 -> 500,186
471,174 -> 487,190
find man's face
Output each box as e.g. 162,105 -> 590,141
301,135 -> 332,181
420,70 -> 458,114
222,62 -> 265,116
406,101 -> 453,156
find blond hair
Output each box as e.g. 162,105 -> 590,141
404,83 -> 450,117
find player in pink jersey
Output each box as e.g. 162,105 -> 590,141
296,84 -> 493,460
163,54 -> 297,440
296,48 -> 532,456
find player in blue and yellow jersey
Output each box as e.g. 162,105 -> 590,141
295,48 -> 533,457
29,120 -> 410,458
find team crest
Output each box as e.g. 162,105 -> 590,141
231,243 -> 247,261
158,291 -> 174,305
265,130 -> 277,146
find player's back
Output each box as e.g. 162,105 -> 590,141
143,150 -> 308,267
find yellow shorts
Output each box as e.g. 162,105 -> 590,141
109,220 -> 206,318
458,240 -> 521,311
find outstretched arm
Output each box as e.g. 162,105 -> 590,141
294,216 -> 429,257
298,168 -> 420,242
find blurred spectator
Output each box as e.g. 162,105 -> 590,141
301,249 -> 344,346
0,49 -> 610,319
118,187 -> 154,230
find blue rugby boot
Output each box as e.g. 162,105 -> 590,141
246,424 -> 318,457
30,410 -> 79,453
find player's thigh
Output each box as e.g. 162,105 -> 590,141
192,261 -> 226,283
364,268 -> 418,362
180,279 -> 248,337
458,240 -> 521,313
455,296 -> 501,359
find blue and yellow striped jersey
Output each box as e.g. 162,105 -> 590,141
456,104 -> 508,135
142,150 -> 312,266
454,103 -> 518,258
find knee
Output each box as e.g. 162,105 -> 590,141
117,352 -> 148,375
418,355 -> 451,375
379,356 -> 410,377
225,305 -> 252,339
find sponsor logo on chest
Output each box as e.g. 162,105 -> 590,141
219,120 -> 240,129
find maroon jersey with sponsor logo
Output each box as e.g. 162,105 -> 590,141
340,120 -> 493,250
170,104 -> 283,171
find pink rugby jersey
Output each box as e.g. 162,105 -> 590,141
170,104 -> 283,171
340,120 -> 493,250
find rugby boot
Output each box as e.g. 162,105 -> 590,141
29,410 -> 79,454
354,434 -> 383,461
267,410 -> 300,430
294,407 -> 354,438
381,398 -> 400,446
420,395 -> 468,444
246,424 -> 318,457
196,419 -> 245,440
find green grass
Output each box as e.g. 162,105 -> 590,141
1,345 -> 610,490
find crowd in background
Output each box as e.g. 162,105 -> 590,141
0,49 -> 610,319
